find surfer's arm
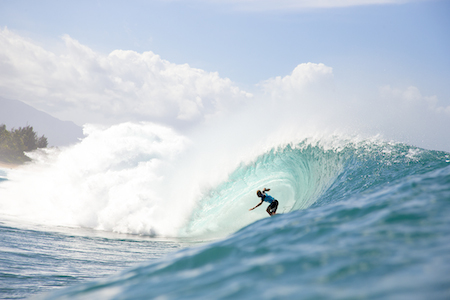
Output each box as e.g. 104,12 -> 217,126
263,188 -> 270,192
249,200 -> 264,211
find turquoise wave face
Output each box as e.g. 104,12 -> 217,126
182,140 -> 449,238
42,140 -> 450,299
181,141 -> 347,238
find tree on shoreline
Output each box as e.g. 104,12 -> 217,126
0,124 -> 48,163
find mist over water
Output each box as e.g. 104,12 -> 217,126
1,68 -> 449,239
0,123 -> 191,236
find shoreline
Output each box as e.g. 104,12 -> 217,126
0,161 -> 20,169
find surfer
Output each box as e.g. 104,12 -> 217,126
249,188 -> 279,216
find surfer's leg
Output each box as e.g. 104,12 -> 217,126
272,200 -> 279,215
267,201 -> 277,216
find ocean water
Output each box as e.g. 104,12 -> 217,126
0,126 -> 449,299
0,223 -> 185,299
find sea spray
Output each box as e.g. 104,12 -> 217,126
1,114 -> 448,241
0,122 -> 193,236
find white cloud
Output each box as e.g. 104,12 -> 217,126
1,28 -> 448,151
0,28 -> 252,128
349,84 -> 450,151
379,85 -> 450,115
258,66 -> 450,151
260,63 -> 333,98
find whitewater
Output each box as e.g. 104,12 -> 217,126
1,80 -> 450,299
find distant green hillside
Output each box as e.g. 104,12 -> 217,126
0,97 -> 84,147
0,124 -> 48,164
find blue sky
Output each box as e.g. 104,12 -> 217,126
0,0 -> 449,150
1,0 -> 449,91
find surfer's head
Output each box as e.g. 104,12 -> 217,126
257,190 -> 263,197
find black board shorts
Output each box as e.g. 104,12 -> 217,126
268,200 -> 278,213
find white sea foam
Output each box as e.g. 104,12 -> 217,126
0,123 -> 193,236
